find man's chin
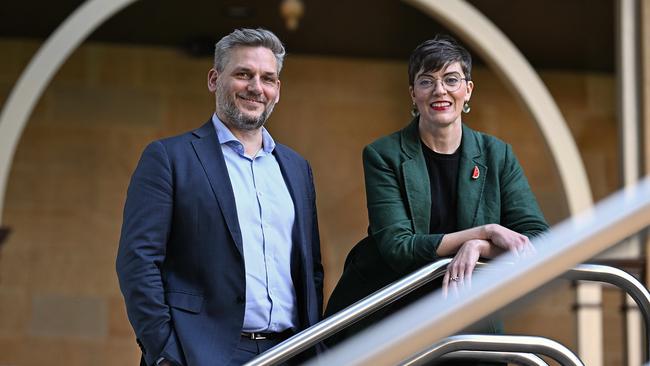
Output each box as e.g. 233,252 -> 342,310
236,114 -> 267,130
240,111 -> 263,121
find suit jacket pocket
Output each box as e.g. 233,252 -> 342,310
166,291 -> 204,314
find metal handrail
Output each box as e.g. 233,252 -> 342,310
244,258 -> 453,366
400,335 -> 583,366
308,179 -> 650,365
564,264 -> 650,355
439,350 -> 548,366
247,259 -> 650,365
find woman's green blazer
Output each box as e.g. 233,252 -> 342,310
325,119 -> 549,335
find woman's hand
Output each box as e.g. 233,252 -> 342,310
484,224 -> 536,257
442,239 -> 489,296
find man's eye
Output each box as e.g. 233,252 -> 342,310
418,79 -> 433,87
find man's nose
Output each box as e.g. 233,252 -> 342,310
247,76 -> 263,93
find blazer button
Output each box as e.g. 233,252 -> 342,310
236,295 -> 245,304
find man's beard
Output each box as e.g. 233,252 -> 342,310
217,90 -> 276,131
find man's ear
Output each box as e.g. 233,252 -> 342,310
274,80 -> 281,104
207,68 -> 218,92
409,85 -> 415,102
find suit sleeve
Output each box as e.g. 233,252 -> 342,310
116,141 -> 183,366
307,163 -> 324,316
499,144 -> 549,238
363,145 -> 444,275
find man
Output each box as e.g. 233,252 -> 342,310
116,28 -> 323,366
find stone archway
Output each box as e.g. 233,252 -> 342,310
0,0 -> 593,224
0,0 -> 137,223
0,0 -> 596,363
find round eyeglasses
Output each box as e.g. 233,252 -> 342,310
415,73 -> 467,93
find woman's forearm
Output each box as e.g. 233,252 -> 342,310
436,226 -> 489,256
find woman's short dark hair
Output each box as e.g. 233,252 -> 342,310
408,34 -> 472,86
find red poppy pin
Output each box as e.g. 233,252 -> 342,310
472,166 -> 480,180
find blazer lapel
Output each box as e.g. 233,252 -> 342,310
273,145 -> 311,319
191,121 -> 244,256
456,124 -> 487,230
273,145 -> 307,249
400,120 -> 431,234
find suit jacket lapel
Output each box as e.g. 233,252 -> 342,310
273,145 -> 311,321
191,121 -> 244,256
456,124 -> 487,230
400,120 -> 431,234
273,145 -> 307,249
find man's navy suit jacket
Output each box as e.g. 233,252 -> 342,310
116,121 -> 324,366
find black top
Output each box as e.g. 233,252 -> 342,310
421,141 -> 460,234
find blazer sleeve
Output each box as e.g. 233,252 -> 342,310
363,144 -> 444,274
116,141 -> 183,366
499,144 -> 549,237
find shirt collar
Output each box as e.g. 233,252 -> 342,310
211,113 -> 276,155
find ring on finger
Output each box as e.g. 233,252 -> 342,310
451,276 -> 460,282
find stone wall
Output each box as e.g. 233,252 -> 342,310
0,39 -> 623,365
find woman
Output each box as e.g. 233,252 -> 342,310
324,34 -> 548,362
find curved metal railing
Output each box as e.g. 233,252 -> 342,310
245,259 -> 650,366
246,263 -> 649,365
400,334 -> 583,366
566,263 -> 650,355
438,350 -> 548,366
247,179 -> 650,366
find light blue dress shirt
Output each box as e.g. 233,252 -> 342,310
212,114 -> 298,333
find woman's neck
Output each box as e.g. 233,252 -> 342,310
418,120 -> 462,154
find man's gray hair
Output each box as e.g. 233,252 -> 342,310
214,28 -> 286,74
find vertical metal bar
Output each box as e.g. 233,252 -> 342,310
617,0 -> 641,189
640,0 -> 650,363
624,294 -> 644,366
616,1 -> 644,364
574,282 -> 603,366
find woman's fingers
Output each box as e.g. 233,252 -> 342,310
464,260 -> 474,290
444,241 -> 483,295
444,261 -> 463,297
510,246 -> 521,257
443,235 -> 537,299
455,262 -> 465,283
442,271 -> 451,298
487,224 -> 538,258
